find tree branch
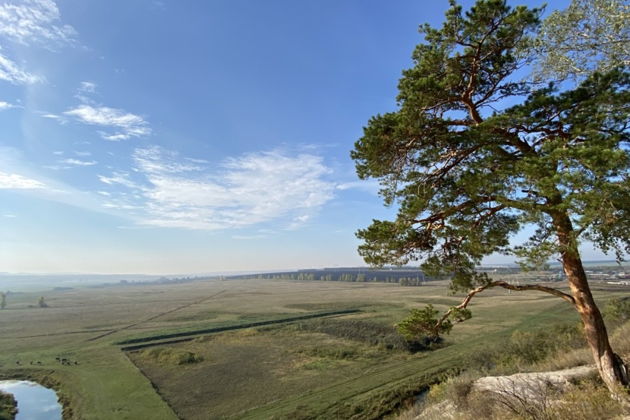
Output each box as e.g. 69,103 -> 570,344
436,280 -> 575,330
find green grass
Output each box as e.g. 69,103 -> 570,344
0,277 -> 625,419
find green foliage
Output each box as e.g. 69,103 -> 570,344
0,390 -> 17,420
396,305 -> 450,341
397,305 -> 472,343
297,318 -> 412,351
38,296 -> 48,308
351,0 -> 630,293
298,346 -> 361,361
0,293 -> 5,310
532,0 -> 630,81
142,348 -> 203,365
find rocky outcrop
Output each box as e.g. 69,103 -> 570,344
472,365 -> 597,398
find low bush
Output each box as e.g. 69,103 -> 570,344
296,318 -> 432,352
0,390 -> 17,420
401,321 -> 630,420
298,346 -> 360,360
462,323 -> 584,374
545,379 -> 625,420
142,348 -> 203,365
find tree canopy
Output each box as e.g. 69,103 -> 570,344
352,0 -> 629,290
532,0 -> 630,81
351,0 -> 629,393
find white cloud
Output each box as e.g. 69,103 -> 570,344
335,179 -> 380,194
74,150 -> 91,157
0,51 -> 43,84
0,171 -> 45,189
97,172 -> 141,189
41,112 -> 65,122
134,146 -> 201,174
0,100 -> 17,109
78,81 -> 96,93
99,146 -> 336,231
0,0 -> 77,47
59,158 -> 97,166
64,104 -> 151,140
74,81 -> 97,103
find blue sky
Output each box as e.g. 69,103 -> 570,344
2,0 -> 609,275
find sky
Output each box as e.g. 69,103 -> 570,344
1,0 -> 611,275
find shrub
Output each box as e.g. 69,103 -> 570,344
462,323 -> 584,373
296,318 -> 418,351
545,380 -> 625,420
142,348 -> 203,365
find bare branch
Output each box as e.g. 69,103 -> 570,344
436,280 -> 575,330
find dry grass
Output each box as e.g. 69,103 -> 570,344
1,277 -> 626,419
128,326 -> 402,419
398,320 -> 630,420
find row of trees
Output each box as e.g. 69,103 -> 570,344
247,270 -> 430,285
352,0 -> 629,395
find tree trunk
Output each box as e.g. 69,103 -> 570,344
552,212 -> 629,395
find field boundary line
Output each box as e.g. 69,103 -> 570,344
86,289 -> 228,342
118,309 -> 361,349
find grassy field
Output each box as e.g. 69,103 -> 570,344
0,277 -> 626,419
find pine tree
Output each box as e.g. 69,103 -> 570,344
352,0 -> 629,394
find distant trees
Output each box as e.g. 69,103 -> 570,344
243,270 -> 431,285
38,296 -> 48,308
351,0 -> 629,395
0,292 -> 5,309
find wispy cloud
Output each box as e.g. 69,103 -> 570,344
0,51 -> 43,84
78,81 -> 96,93
0,171 -> 45,189
97,172 -> 141,189
0,0 -> 77,47
335,179 -> 380,194
74,81 -> 97,103
63,104 -> 151,141
59,158 -> 97,166
41,112 -> 65,122
99,146 -> 336,230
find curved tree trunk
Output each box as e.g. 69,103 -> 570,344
553,212 -> 629,395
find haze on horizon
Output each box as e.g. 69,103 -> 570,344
1,0 -> 614,275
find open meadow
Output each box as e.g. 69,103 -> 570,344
0,277 -> 626,419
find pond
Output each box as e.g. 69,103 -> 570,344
0,380 -> 61,420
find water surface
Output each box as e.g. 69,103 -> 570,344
0,380 -> 61,420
